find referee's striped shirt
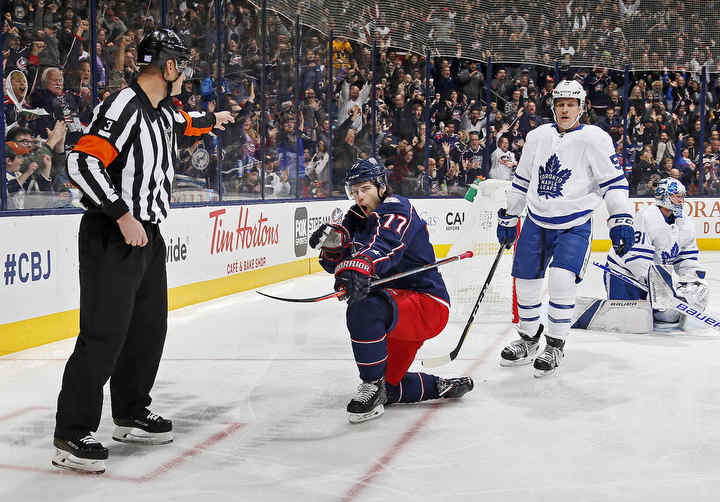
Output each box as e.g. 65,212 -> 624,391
67,82 -> 215,223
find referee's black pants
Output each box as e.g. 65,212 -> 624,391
55,211 -> 168,440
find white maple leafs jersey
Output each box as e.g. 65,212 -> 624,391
608,204 -> 700,285
507,123 -> 631,229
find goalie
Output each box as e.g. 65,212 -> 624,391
600,177 -> 709,329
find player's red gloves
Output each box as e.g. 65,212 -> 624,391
334,255 -> 374,305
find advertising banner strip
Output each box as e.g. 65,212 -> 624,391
0,257 -> 313,356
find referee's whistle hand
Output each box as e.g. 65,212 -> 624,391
117,212 -> 149,247
213,111 -> 235,131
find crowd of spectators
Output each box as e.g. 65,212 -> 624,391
4,0 -> 720,211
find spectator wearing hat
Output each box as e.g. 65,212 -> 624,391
5,141 -> 33,209
4,70 -> 31,128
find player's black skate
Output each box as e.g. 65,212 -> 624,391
533,336 -> 565,378
436,377 -> 474,399
112,409 -> 173,445
500,324 -> 544,367
347,377 -> 387,423
52,433 -> 108,474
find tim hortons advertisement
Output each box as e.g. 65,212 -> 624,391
159,204 -> 287,287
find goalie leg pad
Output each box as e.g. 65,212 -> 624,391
571,296 -> 653,333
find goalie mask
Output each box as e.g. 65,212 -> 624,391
551,80 -> 586,129
654,177 -> 686,218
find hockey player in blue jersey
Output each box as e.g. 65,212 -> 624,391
496,80 -> 635,377
604,178 -> 708,328
310,158 -> 473,423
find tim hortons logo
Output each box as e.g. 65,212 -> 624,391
209,207 -> 279,255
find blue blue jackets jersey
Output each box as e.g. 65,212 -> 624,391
320,195 -> 450,303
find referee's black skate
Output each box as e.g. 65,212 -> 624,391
52,433 -> 108,474
113,409 -> 173,445
437,377 -> 474,399
533,336 -> 565,378
500,324 -> 544,367
347,377 -> 387,423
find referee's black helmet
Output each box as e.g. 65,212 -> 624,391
137,28 -> 192,77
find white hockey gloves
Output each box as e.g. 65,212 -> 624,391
676,272 -> 709,312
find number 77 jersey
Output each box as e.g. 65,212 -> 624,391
347,194 -> 450,303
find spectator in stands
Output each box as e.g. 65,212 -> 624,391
4,69 -> 31,128
390,93 -> 416,141
631,145 -> 659,196
4,140 -> 33,210
655,131 -> 676,166
333,114 -> 360,194
489,136 -> 516,180
337,69 -> 371,131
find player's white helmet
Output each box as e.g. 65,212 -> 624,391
654,177 -> 686,218
551,79 -> 586,127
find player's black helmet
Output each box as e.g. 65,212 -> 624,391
137,28 -> 192,77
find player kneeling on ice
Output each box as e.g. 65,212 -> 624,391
310,159 -> 473,423
496,80 -> 634,377
590,178 -> 708,330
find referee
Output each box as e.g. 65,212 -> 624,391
52,29 -> 233,474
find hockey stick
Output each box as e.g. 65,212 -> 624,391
593,262 -> 720,332
421,245 -> 507,368
257,251 -> 474,303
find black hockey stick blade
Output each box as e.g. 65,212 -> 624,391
257,250 -> 474,305
256,290 -> 344,303
422,245 -> 507,368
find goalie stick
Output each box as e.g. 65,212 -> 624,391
257,251 -> 474,303
593,262 -> 720,332
421,245 -> 507,368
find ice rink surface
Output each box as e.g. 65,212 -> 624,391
2,252 -> 720,502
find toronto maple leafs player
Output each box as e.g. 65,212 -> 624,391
605,178 -> 708,327
309,159 -> 473,423
496,80 -> 635,377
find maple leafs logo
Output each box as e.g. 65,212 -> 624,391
537,154 -> 572,199
661,243 -> 679,264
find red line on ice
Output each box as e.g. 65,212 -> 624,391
340,326 -> 514,502
0,406 -> 51,422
